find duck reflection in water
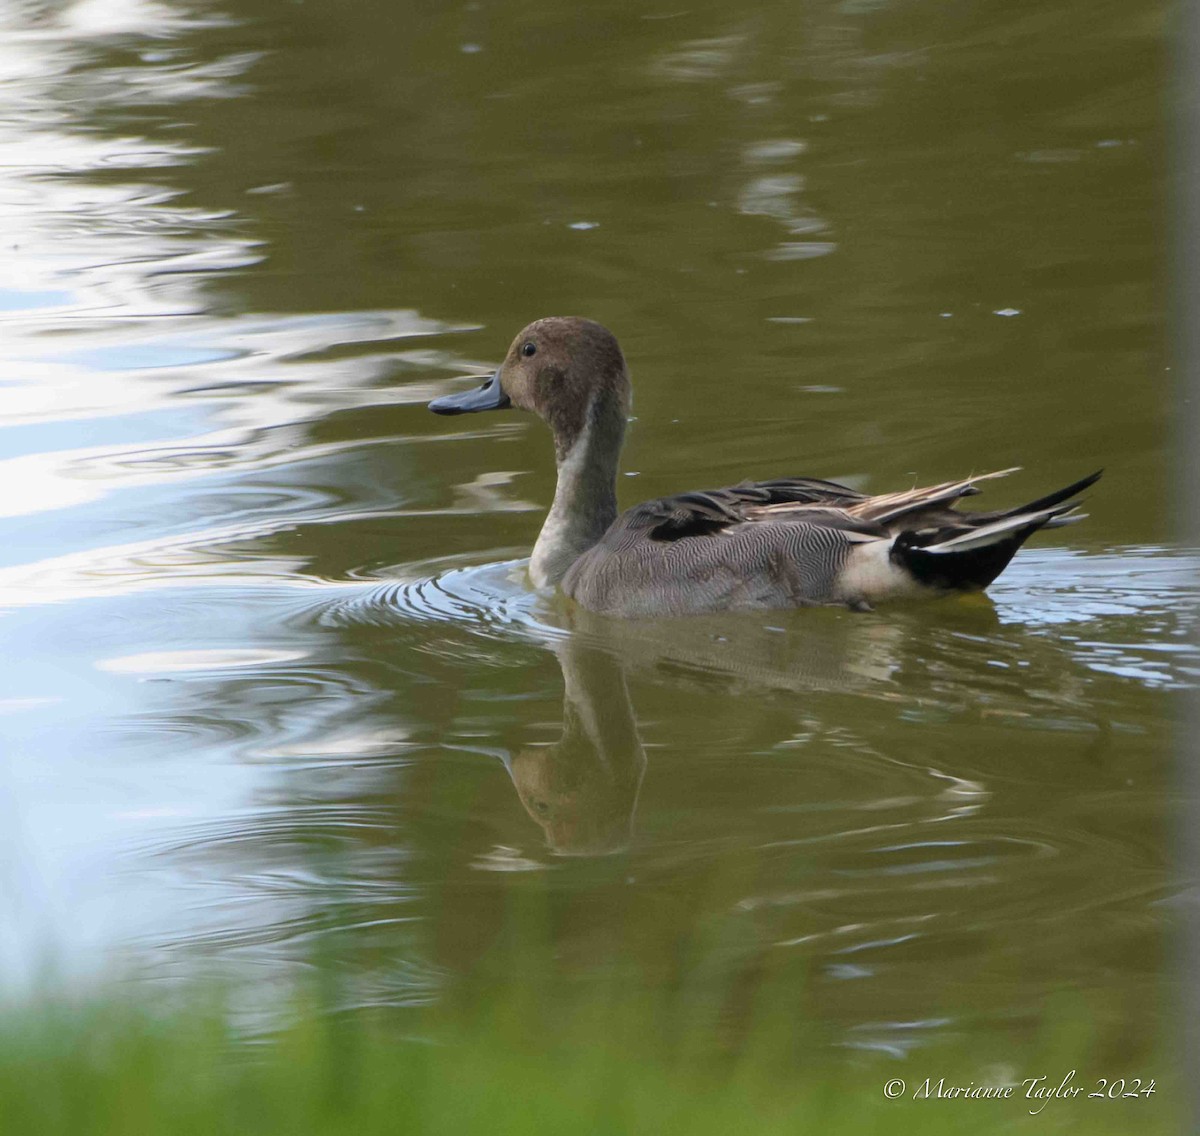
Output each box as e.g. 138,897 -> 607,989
494,604 -> 932,856
501,639 -> 645,857
486,585 -> 1096,856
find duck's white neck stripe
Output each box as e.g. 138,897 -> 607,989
529,396 -> 621,588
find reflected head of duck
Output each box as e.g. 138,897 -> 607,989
509,744 -> 638,857
498,640 -> 646,857
429,316 -> 631,462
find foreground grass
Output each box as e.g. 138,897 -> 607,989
0,974 -> 1177,1136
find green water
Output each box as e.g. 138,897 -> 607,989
0,0 -> 1185,1109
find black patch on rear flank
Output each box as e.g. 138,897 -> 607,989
891,529 -> 1028,591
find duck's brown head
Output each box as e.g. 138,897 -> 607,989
429,317 -> 630,460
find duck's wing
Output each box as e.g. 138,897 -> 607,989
629,469 -> 1022,543
629,476 -> 870,542
626,467 -> 1102,544
744,468 -> 1025,530
844,466 -> 1101,534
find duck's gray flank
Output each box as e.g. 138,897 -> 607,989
429,317 -> 1101,618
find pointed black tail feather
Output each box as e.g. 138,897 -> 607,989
993,468 -> 1103,521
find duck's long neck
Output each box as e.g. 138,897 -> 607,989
530,394 -> 624,588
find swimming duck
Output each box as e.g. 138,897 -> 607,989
429,317 -> 1100,617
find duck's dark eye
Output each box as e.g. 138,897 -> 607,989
521,341 -> 537,358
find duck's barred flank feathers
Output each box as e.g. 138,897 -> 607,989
563,512 -> 865,616
429,316 -> 1103,616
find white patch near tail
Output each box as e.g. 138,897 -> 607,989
835,538 -> 929,603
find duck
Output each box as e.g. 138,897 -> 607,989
428,316 -> 1100,618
